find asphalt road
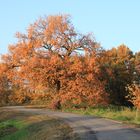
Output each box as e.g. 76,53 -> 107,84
3,106 -> 140,140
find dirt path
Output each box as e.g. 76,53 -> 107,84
3,106 -> 140,140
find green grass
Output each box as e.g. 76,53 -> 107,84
62,105 -> 140,125
0,119 -> 28,140
0,120 -> 26,129
0,108 -> 79,140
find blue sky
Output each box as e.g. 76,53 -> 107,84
0,0 -> 140,54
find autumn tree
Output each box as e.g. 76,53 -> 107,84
127,84 -> 140,120
2,15 -> 108,107
1,14 -> 140,109
0,63 -> 11,105
98,45 -> 135,106
127,52 -> 140,120
134,52 -> 140,83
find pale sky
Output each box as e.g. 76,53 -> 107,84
0,0 -> 140,54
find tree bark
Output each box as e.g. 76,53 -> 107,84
56,80 -> 61,93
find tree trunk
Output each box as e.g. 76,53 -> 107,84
56,80 -> 60,93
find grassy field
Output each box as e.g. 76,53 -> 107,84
62,106 -> 140,125
0,108 -> 79,140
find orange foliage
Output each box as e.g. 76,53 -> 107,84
127,84 -> 140,109
1,15 -> 140,108
1,15 -> 109,107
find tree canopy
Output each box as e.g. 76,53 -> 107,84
0,14 -> 140,109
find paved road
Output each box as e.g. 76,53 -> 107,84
3,106 -> 140,140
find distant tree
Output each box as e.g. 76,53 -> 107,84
134,52 -> 140,83
127,84 -> 140,120
125,51 -> 140,120
98,45 -> 135,106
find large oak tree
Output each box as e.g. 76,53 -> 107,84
1,15 -> 108,107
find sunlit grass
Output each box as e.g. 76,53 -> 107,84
62,105 -> 140,125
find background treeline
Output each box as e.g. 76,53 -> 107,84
0,15 -> 140,109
